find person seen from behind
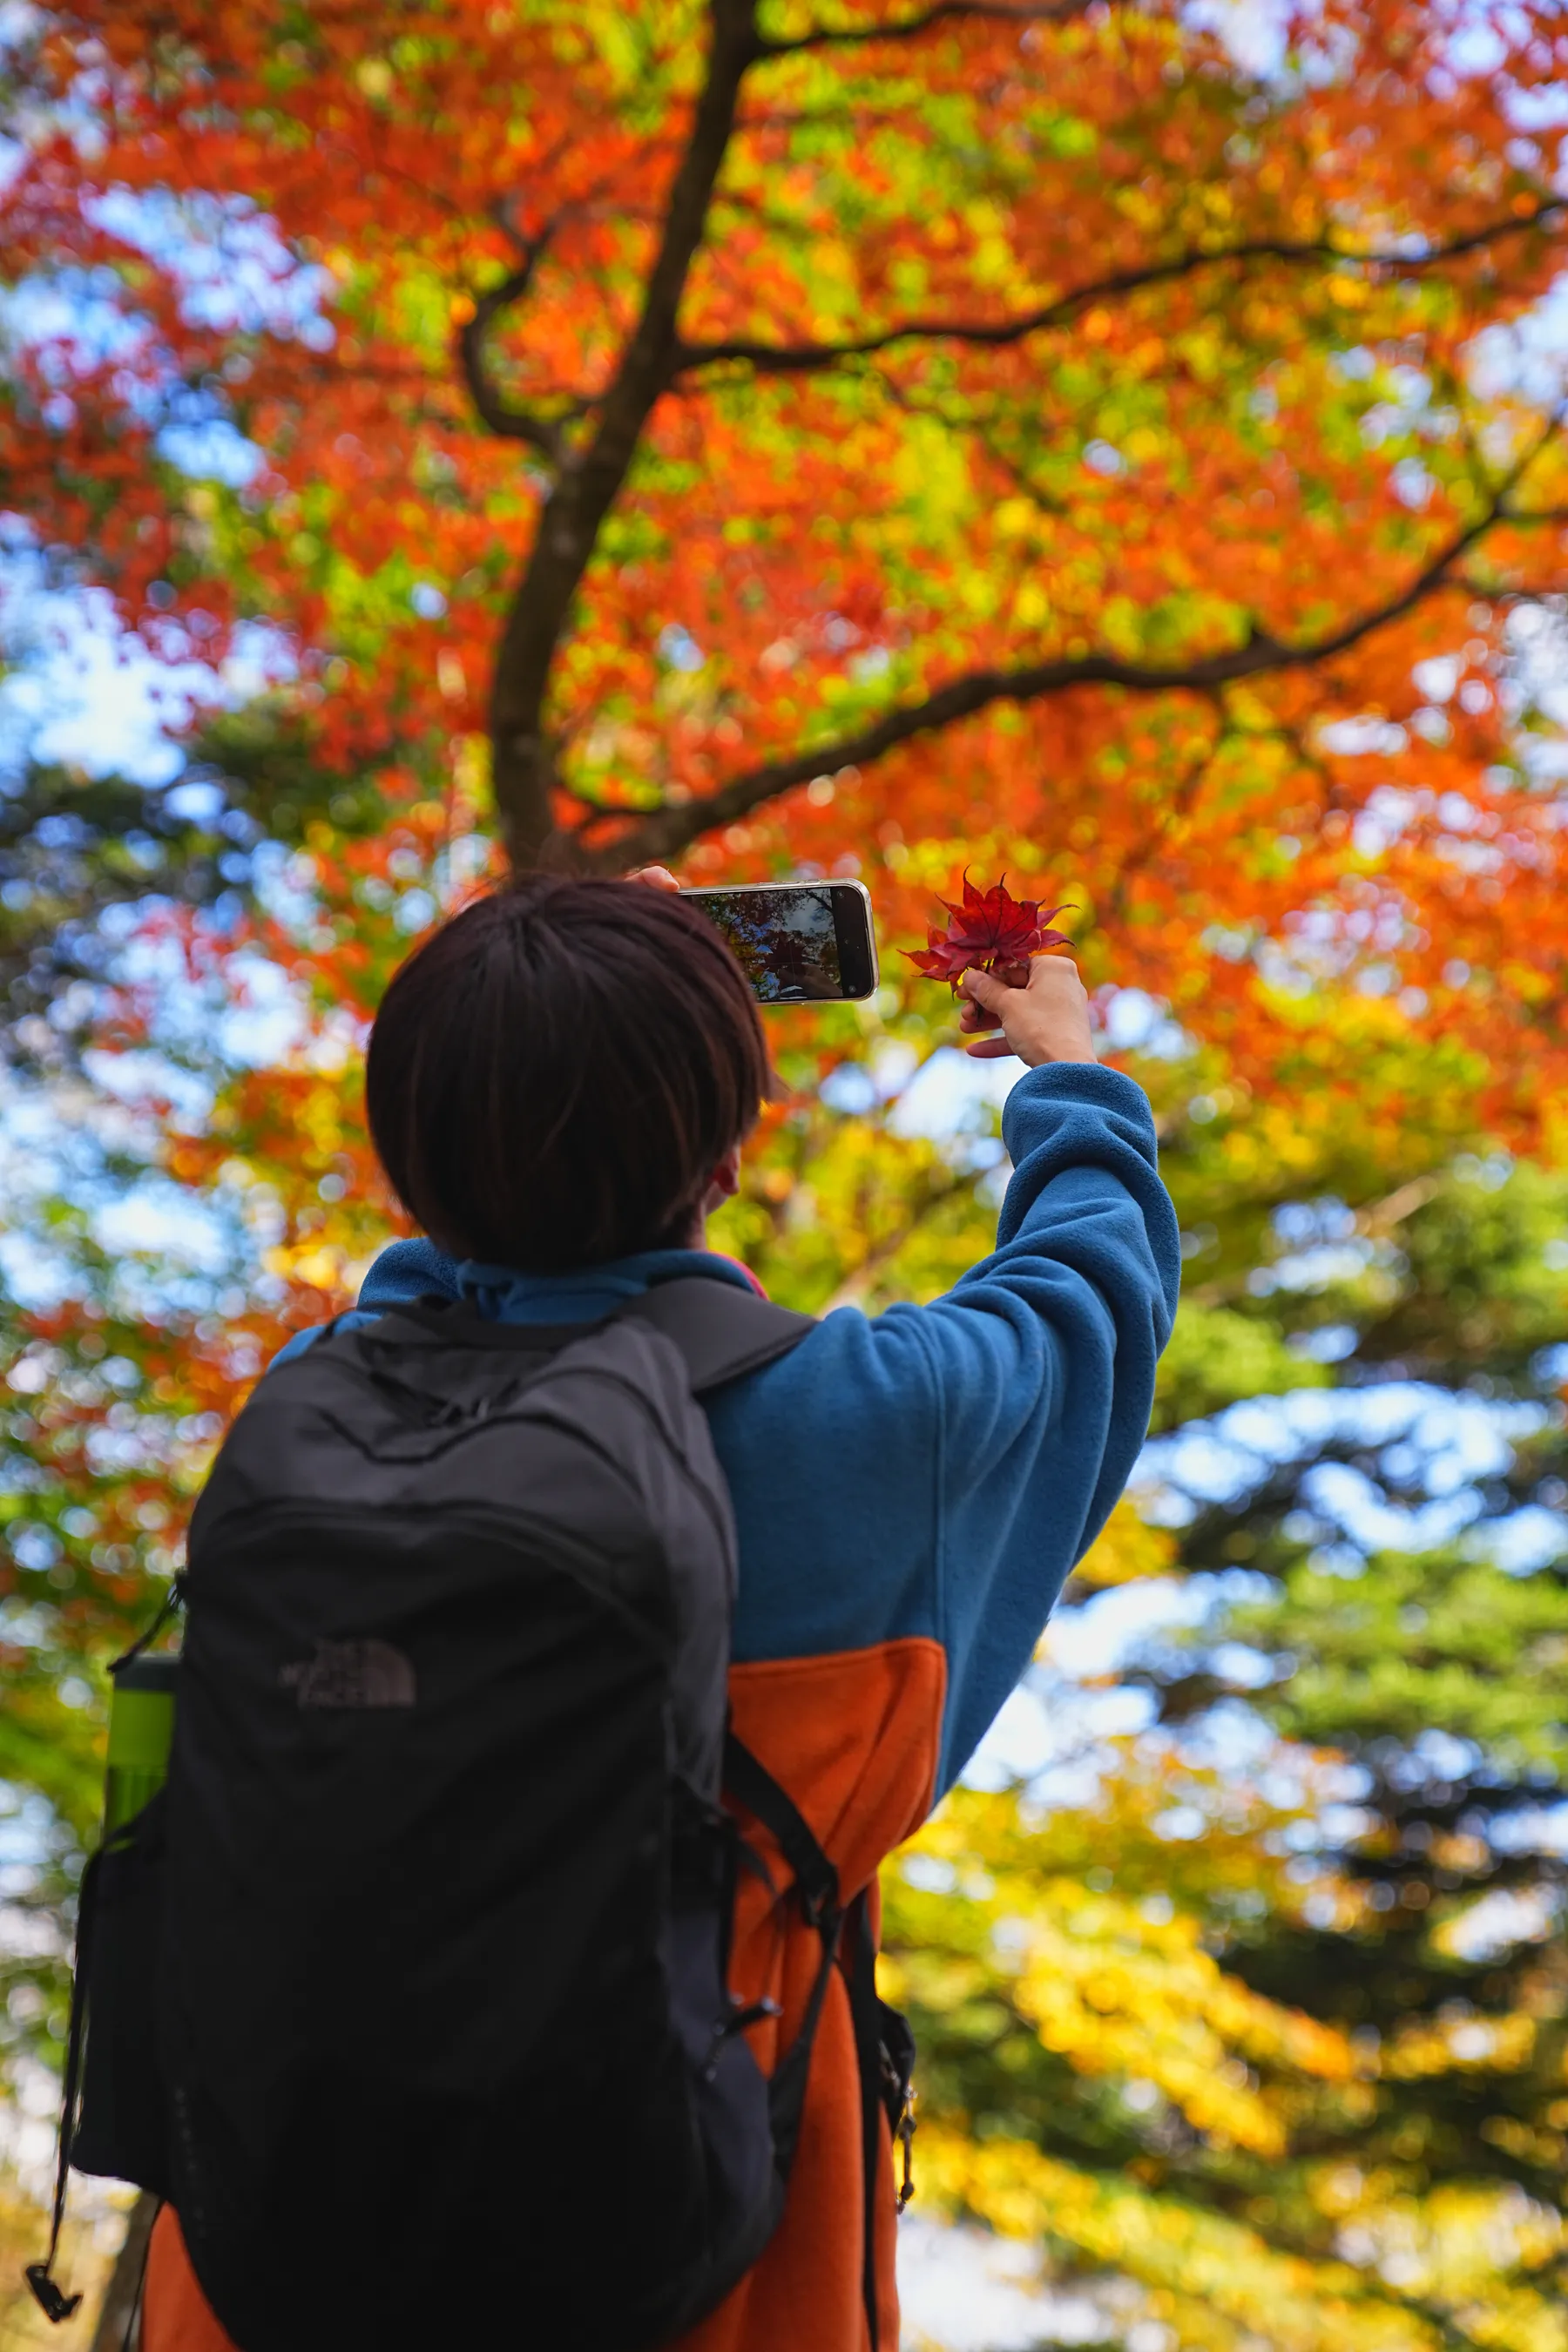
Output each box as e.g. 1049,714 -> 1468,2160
142,867 -> 1179,2352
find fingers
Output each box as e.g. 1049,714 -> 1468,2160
1025,950 -> 1078,990
959,965 -> 1010,1011
956,951 -> 1092,1068
626,864 -> 681,893
959,963 -> 1028,1033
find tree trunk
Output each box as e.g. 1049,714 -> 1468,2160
488,0 -> 760,867
91,2193 -> 159,2352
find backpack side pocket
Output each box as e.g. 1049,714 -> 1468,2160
71,1789 -> 171,2195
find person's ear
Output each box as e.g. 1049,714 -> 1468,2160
701,1141 -> 742,1215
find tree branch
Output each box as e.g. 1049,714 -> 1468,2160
585,444 -> 1562,868
820,1165 -> 975,1309
869,365 -> 1078,521
490,0 -> 767,862
1183,1175 -> 1442,1310
758,0 -> 1085,55
674,205 -> 1565,375
456,218 -> 565,462
1102,703 -> 1229,929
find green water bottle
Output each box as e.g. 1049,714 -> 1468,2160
104,1652 -> 179,1835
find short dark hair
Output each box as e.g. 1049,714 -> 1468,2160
365,877 -> 767,1270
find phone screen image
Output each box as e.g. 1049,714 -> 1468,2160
690,885 -> 848,1003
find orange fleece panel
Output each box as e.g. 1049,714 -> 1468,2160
141,1638 -> 944,2352
145,2207 -> 237,2352
681,1639 -> 943,2352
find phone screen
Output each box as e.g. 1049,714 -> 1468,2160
683,882 -> 876,1003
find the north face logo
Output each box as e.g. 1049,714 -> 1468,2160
280,1639 -> 416,1710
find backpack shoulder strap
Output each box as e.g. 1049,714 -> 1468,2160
723,1733 -> 838,1926
325,1278 -> 811,1393
725,1737 -> 912,2349
722,1733 -> 841,2185
626,1277 -> 815,1396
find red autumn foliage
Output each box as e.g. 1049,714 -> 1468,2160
906,875 -> 1072,992
10,2 -> 1568,1134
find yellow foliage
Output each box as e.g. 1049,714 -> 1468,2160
0,2173 -> 125,2350
1378,2013 -> 1536,2082
1001,1880 -> 1353,2154
888,1761 -> 1566,2352
1072,1497 -> 1181,1589
919,2128 -> 1437,2352
263,1244 -> 347,1294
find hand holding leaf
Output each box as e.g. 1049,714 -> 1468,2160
905,873 -> 1072,992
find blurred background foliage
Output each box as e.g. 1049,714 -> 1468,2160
0,3 -> 1566,2349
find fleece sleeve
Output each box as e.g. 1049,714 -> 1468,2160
703,1061 -> 1179,1793
914,1062 -> 1179,1781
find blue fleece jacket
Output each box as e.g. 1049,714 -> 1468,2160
275,1062 -> 1179,1792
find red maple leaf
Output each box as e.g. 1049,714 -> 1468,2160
905,872 -> 1072,991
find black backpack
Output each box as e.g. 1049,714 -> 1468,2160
31,1280 -> 915,2352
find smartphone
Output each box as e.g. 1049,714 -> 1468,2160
682,880 -> 880,1004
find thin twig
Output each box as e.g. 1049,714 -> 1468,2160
674,206 -> 1566,375
587,427 -> 1566,868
